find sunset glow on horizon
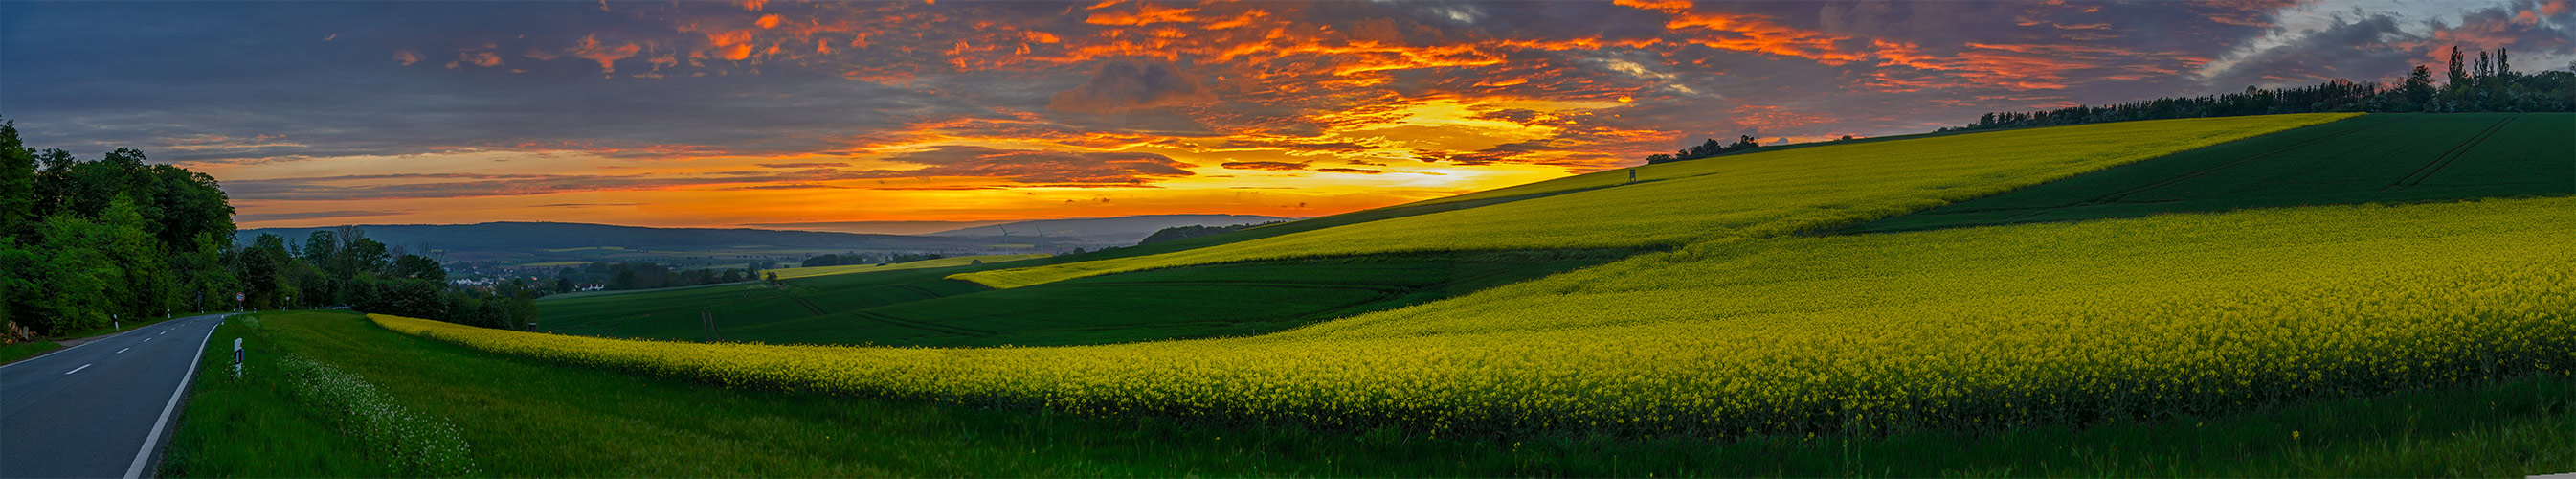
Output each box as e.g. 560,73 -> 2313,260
8,0 -> 2572,233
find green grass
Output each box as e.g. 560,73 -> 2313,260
0,341 -> 62,365
1844,113 -> 2575,233
726,250 -> 1629,347
536,266 -> 979,341
953,113 -> 2358,289
542,249 -> 1628,347
173,310 -> 2574,476
162,313 -> 401,478
412,195 -> 2576,446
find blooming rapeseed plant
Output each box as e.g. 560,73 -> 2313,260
379,194 -> 2575,439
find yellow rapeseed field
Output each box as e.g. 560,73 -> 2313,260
762,254 -> 1049,280
379,194 -> 2574,438
952,113 -> 2360,289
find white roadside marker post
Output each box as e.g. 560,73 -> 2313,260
232,338 -> 245,377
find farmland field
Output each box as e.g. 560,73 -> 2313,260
542,249 -> 1626,347
170,311 -> 2576,476
724,250 -> 1626,347
952,113 -> 2357,289
390,194 -> 2576,440
1846,113 -> 2576,233
762,253 -> 1049,280
536,266 -> 976,341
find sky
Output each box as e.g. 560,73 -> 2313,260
5,0 -> 2571,233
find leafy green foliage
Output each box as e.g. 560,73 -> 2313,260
30,214 -> 120,333
0,118 -> 237,335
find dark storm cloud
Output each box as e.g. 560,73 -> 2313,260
1048,59 -> 1217,114
12,0 -> 2523,190
2197,0 -> 2576,90
0,1 -> 999,163
223,144 -> 1198,200
2198,12 -> 2424,88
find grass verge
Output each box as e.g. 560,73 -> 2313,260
0,341 -> 61,365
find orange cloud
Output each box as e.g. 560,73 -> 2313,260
1086,4 -> 1198,26
460,50 -> 504,68
1221,161 -> 1307,171
571,34 -> 642,73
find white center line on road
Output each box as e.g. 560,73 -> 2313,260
65,364 -> 90,375
143,338 -> 150,342
118,348 -> 129,354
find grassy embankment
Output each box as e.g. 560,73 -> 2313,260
0,342 -> 61,365
171,310 -> 2573,476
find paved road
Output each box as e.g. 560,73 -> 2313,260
0,313 -> 227,479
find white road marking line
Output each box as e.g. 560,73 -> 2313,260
118,348 -> 129,354
65,364 -> 90,375
143,338 -> 150,342
127,314 -> 220,479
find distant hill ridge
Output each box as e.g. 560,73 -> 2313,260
238,215 -> 1300,252
925,215 -> 1294,241
239,221 -> 977,251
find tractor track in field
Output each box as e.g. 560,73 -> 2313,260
890,285 -> 946,299
787,295 -> 829,317
2386,114 -> 2517,192
850,311 -> 993,337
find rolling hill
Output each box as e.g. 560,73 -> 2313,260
238,221 -> 1023,267
225,112 -> 2576,475
1845,113 -> 2576,232
951,113 -> 2359,289
924,215 -> 1293,244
